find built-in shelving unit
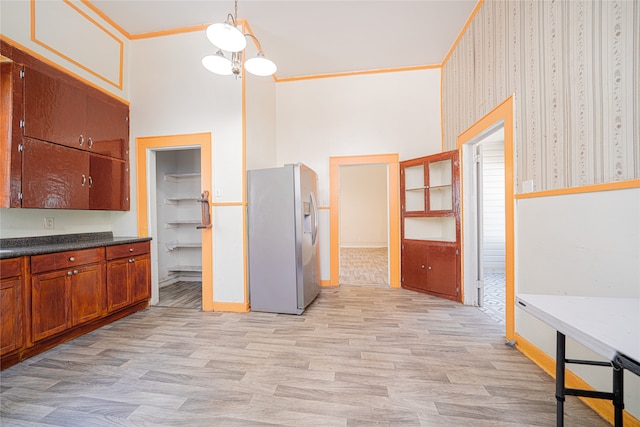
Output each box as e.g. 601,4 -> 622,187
156,151 -> 203,286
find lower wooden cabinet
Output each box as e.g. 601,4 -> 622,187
0,258 -> 25,356
31,248 -> 105,342
401,241 -> 459,300
106,241 -> 151,313
0,240 -> 151,369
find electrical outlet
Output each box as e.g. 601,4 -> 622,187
44,217 -> 55,229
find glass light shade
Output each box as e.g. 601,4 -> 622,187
206,22 -> 246,52
202,51 -> 233,75
244,53 -> 277,77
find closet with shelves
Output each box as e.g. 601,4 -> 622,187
156,151 -> 203,285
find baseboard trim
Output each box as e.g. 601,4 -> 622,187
212,301 -> 250,312
515,333 -> 640,427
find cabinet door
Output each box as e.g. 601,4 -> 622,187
0,276 -> 24,355
70,263 -> 105,326
106,258 -> 131,312
22,138 -> 90,209
89,155 -> 129,211
130,255 -> 151,303
401,241 -> 428,291
425,245 -> 458,298
86,94 -> 128,160
23,67 -> 86,149
32,270 -> 70,342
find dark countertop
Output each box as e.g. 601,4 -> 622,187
0,232 -> 152,259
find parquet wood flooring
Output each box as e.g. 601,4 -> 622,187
0,285 -> 609,426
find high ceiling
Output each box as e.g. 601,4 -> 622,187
90,0 -> 478,80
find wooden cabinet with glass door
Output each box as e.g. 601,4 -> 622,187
400,150 -> 461,301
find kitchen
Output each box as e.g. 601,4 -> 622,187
1,0 -> 639,425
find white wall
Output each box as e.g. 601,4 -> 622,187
276,69 -> 442,280
516,187 -> 640,417
339,165 -> 388,248
112,31 -> 247,304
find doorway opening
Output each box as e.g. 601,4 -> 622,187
466,127 -> 506,324
329,154 -> 400,288
154,148 -> 202,309
135,133 -> 213,311
458,96 -> 515,340
338,164 -> 389,286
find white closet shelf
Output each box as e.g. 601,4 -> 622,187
165,197 -> 201,204
167,265 -> 202,273
164,173 -> 201,182
164,219 -> 200,228
166,242 -> 202,251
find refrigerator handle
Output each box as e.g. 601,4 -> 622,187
196,190 -> 212,229
310,191 -> 319,245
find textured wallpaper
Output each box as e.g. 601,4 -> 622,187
442,0 -> 639,192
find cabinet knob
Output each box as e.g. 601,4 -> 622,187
67,271 -> 73,276
428,266 -> 432,270
69,257 -> 75,262
421,265 -> 425,269
73,270 -> 78,275
129,258 -> 135,263
129,248 -> 134,252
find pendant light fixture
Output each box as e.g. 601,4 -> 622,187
202,0 -> 277,78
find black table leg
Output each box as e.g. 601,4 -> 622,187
556,331 -> 566,427
612,359 -> 624,427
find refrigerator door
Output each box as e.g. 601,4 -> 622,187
297,164 -> 320,311
247,165 -> 299,314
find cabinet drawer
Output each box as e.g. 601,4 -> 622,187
106,241 -> 150,260
31,247 -> 105,274
0,258 -> 22,279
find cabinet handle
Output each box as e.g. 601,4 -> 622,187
88,137 -> 93,148
88,176 -> 93,188
81,175 -> 86,186
69,257 -> 75,262
73,270 -> 78,275
79,134 -> 84,146
67,271 -> 73,276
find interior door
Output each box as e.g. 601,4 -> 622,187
475,144 -> 485,306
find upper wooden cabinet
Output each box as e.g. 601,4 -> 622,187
21,138 -> 129,210
23,66 -> 128,161
0,40 -> 130,210
23,66 -> 87,150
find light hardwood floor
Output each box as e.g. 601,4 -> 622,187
0,285 -> 608,426
158,281 -> 202,309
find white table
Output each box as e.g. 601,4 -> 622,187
516,294 -> 640,427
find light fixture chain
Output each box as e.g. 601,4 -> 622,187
234,0 -> 238,23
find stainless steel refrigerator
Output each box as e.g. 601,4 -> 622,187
247,163 -> 320,314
